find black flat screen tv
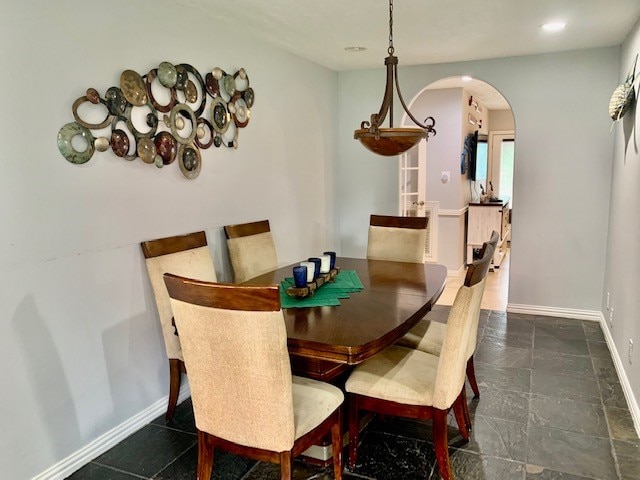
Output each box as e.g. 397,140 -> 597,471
468,131 -> 488,183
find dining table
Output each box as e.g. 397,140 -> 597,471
244,257 -> 448,382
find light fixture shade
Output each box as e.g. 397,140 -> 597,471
354,127 -> 427,156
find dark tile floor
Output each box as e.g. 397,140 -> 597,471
67,309 -> 639,480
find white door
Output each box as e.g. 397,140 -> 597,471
488,131 -> 515,204
399,141 -> 426,217
398,140 -> 438,262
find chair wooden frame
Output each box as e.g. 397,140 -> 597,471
163,275 -> 343,480
349,392 -> 467,480
369,214 -> 428,230
224,219 -> 271,239
141,231 -> 208,421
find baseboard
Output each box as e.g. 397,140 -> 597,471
32,384 -> 191,480
598,312 -> 640,437
447,265 -> 466,277
506,303 -> 602,322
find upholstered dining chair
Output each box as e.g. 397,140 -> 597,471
482,230 -> 499,257
366,214 -> 428,263
396,235 -> 495,398
163,275 -> 344,480
224,219 -> 278,283
141,231 -> 217,421
345,251 -> 491,480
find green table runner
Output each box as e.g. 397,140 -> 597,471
279,270 -> 363,309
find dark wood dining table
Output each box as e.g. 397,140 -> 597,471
245,257 -> 447,382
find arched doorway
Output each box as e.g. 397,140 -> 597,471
399,76 -> 515,311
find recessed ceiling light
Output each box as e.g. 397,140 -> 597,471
541,21 -> 566,32
462,76 -> 473,82
345,46 -> 367,52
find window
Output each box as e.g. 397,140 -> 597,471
499,140 -> 514,204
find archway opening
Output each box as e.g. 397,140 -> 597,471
399,76 -> 515,311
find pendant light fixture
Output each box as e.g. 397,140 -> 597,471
354,0 -> 436,156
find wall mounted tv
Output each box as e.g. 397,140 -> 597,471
468,130 -> 488,183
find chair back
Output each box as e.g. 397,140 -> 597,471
464,239 -> 495,287
479,230 -> 499,259
225,219 -> 278,283
366,215 -> 428,263
164,274 -> 296,452
432,244 -> 493,410
141,232 -> 217,361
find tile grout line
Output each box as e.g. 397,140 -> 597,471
524,321 -> 535,474
148,441 -> 197,479
239,461 -> 262,480
90,461 -> 151,479
584,320 -> 623,480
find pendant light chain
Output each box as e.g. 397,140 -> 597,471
353,0 -> 436,156
388,0 -> 394,55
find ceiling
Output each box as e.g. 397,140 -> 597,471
175,0 -> 639,112
179,0 -> 640,71
426,77 -> 511,110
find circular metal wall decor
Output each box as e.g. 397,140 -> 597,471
57,122 -> 95,164
178,142 -> 202,179
57,62 -> 255,179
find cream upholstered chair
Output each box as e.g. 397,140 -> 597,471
224,219 -> 278,283
482,229 -> 500,269
141,231 -> 217,420
345,250 -> 492,480
396,233 -> 496,398
366,214 -> 428,263
163,274 -> 344,480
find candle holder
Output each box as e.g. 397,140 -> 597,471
285,267 -> 340,298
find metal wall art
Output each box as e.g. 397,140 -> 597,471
609,54 -> 638,128
57,62 -> 254,179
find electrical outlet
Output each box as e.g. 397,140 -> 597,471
606,292 -> 610,310
630,339 -> 634,364
609,307 -> 614,328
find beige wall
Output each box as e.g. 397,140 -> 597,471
0,1 -> 339,478
489,109 -> 515,131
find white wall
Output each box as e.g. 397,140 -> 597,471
603,15 -> 640,420
0,1 -> 338,479
411,89 -> 464,210
407,87 -> 484,270
338,47 -> 618,309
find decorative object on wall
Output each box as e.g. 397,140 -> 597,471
57,62 -> 254,179
354,0 -> 436,157
468,95 -> 482,113
461,133 -> 474,174
467,113 -> 482,129
609,54 -> 638,127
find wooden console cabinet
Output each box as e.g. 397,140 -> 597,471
466,198 -> 510,267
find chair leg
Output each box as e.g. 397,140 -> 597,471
461,384 -> 472,433
279,451 -> 293,480
167,359 -> 182,421
348,396 -> 359,470
196,431 -> 214,480
433,408 -> 453,480
466,355 -> 480,398
331,409 -> 343,480
452,392 -> 469,442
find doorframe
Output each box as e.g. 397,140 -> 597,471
488,130 -> 515,199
